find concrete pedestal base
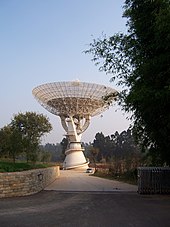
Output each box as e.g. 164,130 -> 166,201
63,142 -> 89,170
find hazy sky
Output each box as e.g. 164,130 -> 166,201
0,0 -> 131,144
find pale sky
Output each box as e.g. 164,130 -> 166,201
0,0 -> 131,144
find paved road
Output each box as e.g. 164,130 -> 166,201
0,170 -> 170,227
0,191 -> 170,227
45,170 -> 137,192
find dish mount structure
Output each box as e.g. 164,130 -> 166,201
32,81 -> 118,170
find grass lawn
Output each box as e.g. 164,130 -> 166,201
0,161 -> 55,173
93,170 -> 138,185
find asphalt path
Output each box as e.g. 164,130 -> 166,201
0,170 -> 170,227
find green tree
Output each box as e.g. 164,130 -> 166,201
0,126 -> 10,157
0,125 -> 22,162
88,146 -> 99,171
93,132 -> 105,161
85,0 -> 170,165
40,143 -> 63,162
40,150 -> 52,163
11,112 -> 52,162
60,137 -> 69,161
93,132 -> 115,162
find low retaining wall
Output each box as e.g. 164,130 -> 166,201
0,166 -> 60,198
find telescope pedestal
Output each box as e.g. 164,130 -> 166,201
62,116 -> 89,170
63,142 -> 89,170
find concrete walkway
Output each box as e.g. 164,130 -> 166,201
45,170 -> 137,192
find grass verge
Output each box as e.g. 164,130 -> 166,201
93,170 -> 137,185
0,161 -> 55,173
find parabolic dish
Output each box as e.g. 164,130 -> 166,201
32,81 -> 117,117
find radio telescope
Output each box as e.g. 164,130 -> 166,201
32,81 -> 118,170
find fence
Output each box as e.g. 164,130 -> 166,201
137,167 -> 170,194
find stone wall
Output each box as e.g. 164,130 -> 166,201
0,166 -> 60,198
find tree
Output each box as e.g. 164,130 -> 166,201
93,132 -> 106,161
111,129 -> 141,161
92,129 -> 140,162
40,143 -> 63,162
40,150 -> 52,163
85,0 -> 170,165
60,137 -> 69,161
13,112 -> 52,162
0,112 -> 52,163
0,125 -> 22,162
0,126 -> 10,157
88,146 -> 99,171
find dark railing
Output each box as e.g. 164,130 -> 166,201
137,167 -> 170,194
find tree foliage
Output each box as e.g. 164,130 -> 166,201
0,112 -> 52,162
85,0 -> 170,165
0,125 -> 22,162
60,137 -> 69,161
88,146 -> 99,171
40,143 -> 63,162
93,132 -> 114,162
92,129 -> 140,163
